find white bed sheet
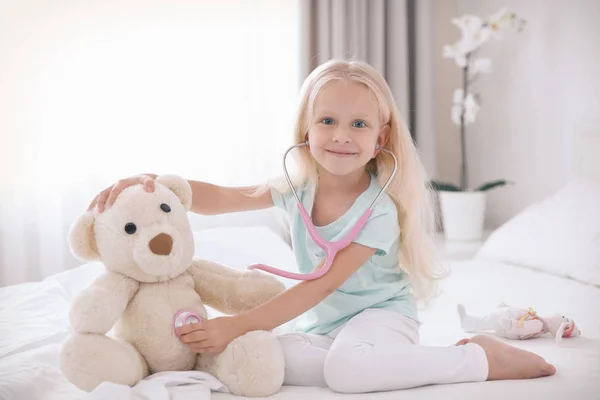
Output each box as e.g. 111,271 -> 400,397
1,228 -> 599,400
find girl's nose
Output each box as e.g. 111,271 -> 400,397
332,128 -> 351,143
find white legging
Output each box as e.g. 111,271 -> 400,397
278,308 -> 488,393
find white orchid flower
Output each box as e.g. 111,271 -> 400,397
451,89 -> 480,126
442,35 -> 490,67
463,94 -> 480,124
487,8 -> 516,39
443,14 -> 493,66
452,15 -> 483,40
443,10 -> 524,129
443,43 -> 468,67
472,58 -> 492,74
452,14 -> 492,52
469,27 -> 492,52
451,89 -> 463,125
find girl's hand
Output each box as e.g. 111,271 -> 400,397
88,173 -> 158,213
177,316 -> 246,353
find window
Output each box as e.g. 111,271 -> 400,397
1,0 -> 300,189
0,0 -> 300,285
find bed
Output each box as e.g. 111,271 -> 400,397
1,224 -> 599,400
2,111 -> 599,400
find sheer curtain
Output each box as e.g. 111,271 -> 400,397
299,0 -> 438,173
299,0 -> 411,124
0,0 -> 299,286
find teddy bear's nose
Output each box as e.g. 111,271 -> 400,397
149,233 -> 173,256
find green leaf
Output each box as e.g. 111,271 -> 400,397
429,180 -> 461,192
474,180 -> 513,191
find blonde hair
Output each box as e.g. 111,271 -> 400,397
267,59 -> 447,302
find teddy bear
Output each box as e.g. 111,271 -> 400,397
457,303 -> 581,344
59,174 -> 287,397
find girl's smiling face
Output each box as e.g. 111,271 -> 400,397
307,80 -> 389,178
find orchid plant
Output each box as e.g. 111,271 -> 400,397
431,8 -> 526,192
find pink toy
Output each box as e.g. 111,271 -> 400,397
457,303 -> 581,344
248,142 -> 397,281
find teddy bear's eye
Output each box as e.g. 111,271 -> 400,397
160,203 -> 171,213
124,223 -> 137,235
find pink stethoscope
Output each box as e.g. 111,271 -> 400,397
248,141 -> 398,281
173,141 -> 397,334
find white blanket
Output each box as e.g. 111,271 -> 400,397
1,227 -> 600,400
86,371 -> 228,400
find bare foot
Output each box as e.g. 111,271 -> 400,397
461,335 -> 556,380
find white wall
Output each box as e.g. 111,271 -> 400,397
433,0 -> 600,228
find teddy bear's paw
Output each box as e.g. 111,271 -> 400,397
197,330 -> 284,397
59,333 -> 149,392
69,294 -> 115,334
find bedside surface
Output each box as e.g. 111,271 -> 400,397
434,230 -> 493,262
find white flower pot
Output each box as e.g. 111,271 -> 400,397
439,191 -> 486,241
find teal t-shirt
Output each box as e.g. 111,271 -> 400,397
270,172 -> 418,335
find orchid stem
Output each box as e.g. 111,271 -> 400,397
466,72 -> 479,86
460,53 -> 470,191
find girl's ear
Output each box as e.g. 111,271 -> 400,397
378,124 -> 391,147
374,125 -> 391,157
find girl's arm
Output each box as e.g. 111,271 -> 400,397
177,241 -> 377,352
187,180 -> 273,215
237,242 -> 377,333
89,173 -> 274,215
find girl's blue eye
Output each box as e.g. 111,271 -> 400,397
321,117 -> 334,125
352,120 -> 366,128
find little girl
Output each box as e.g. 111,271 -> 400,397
89,59 -> 556,393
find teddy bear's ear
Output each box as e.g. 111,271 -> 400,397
155,174 -> 193,210
68,211 -> 100,261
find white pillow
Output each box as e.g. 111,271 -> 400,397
188,208 -> 291,247
476,177 -> 600,286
